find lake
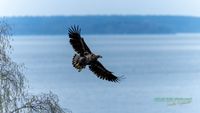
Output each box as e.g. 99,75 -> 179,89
11,34 -> 200,113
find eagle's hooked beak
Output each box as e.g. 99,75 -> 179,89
97,55 -> 103,58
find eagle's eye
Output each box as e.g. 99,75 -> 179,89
84,52 -> 89,55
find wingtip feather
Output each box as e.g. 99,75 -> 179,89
68,25 -> 81,34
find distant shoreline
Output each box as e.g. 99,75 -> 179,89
1,15 -> 200,35
11,33 -> 176,36
12,33 -> 200,37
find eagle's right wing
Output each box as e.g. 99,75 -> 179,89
68,25 -> 91,56
89,61 -> 120,82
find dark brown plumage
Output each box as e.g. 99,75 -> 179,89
68,25 -> 121,82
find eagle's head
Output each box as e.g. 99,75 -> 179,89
91,54 -> 102,60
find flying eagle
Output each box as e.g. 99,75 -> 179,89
68,25 -> 121,82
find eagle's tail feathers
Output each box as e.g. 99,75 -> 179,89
72,54 -> 85,71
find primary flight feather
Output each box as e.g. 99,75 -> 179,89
68,25 -> 121,82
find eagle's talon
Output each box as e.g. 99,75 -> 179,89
75,63 -> 80,67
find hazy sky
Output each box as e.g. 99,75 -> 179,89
0,0 -> 200,16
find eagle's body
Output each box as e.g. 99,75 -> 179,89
68,25 -> 121,82
73,53 -> 101,71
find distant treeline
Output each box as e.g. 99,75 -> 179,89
2,15 -> 200,35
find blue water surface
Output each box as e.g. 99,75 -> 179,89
11,34 -> 200,113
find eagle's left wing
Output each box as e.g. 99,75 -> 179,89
89,61 -> 120,82
68,25 -> 91,56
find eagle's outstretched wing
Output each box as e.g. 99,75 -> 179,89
89,61 -> 120,82
68,25 -> 91,56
